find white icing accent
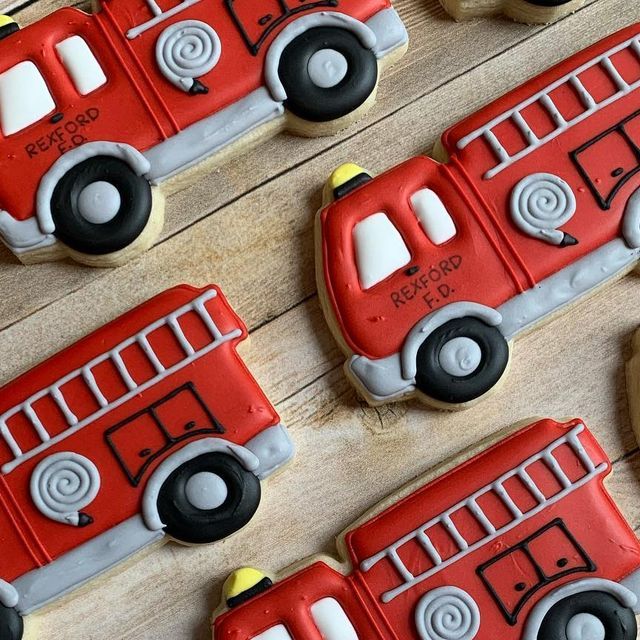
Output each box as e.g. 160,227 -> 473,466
353,212 -> 411,290
0,211 -> 56,251
184,471 -> 228,511
510,173 -> 576,245
252,626 -> 293,640
623,187 -> 640,249
566,613 -> 605,640
438,337 -> 482,377
0,61 -> 55,136
457,34 -> 640,179
155,20 -> 221,93
30,452 -> 100,526
410,189 -> 457,245
127,0 -> 202,39
0,290 -> 243,474
310,598 -> 359,640
245,423 -> 295,480
56,36 -> 107,96
77,181 -> 121,224
37,142 -> 150,235
307,49 -> 349,89
264,12 -> 376,102
521,579 -> 638,640
415,587 -> 480,640
402,302 -> 502,381
142,438 -> 259,531
0,580 -> 18,609
360,424 -> 607,603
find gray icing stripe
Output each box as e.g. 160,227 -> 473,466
244,424 -> 295,480
144,87 -> 284,183
498,239 -> 640,339
366,8 -> 408,58
0,581 -> 18,609
13,515 -> 163,615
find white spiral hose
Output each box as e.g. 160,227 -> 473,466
156,20 -> 221,92
510,173 -> 576,245
30,452 -> 100,526
415,587 -> 481,640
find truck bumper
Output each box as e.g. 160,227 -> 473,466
0,210 -> 56,257
348,353 -> 415,404
367,7 -> 409,59
245,423 -> 295,480
620,568 -> 640,613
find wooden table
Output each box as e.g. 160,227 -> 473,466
1,0 -> 639,637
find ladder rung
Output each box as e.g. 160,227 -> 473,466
512,111 -> 538,145
137,334 -> 165,374
632,39 -> 640,59
110,351 -> 137,392
539,94 -> 566,127
82,367 -> 108,408
168,315 -> 195,356
483,130 -> 510,163
494,483 -> 522,518
387,548 -> 414,582
544,452 -> 571,488
441,514 -> 468,551
467,498 -> 496,534
567,429 -> 596,473
518,468 -> 546,504
194,299 -> 224,340
0,421 -> 22,458
51,387 -> 78,427
416,530 -> 442,565
569,75 -> 596,109
23,404 -> 50,442
601,56 -> 629,91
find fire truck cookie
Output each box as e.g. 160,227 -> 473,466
316,22 -> 640,410
212,418 -> 640,640
0,0 -> 408,268
0,284 -> 294,640
439,0 -> 586,24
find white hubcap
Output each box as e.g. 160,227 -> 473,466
439,337 -> 482,378
185,471 -> 228,511
566,613 -> 606,640
77,181 -> 121,224
307,48 -> 349,89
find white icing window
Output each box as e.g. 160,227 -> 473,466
353,212 -> 411,290
56,36 -> 107,96
410,188 -> 457,245
0,61 -> 55,136
311,598 -> 359,640
252,625 -> 293,640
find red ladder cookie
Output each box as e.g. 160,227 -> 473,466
213,418 -> 640,640
316,22 -> 640,410
0,285 -> 293,640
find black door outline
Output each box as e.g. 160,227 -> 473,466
105,382 -> 224,486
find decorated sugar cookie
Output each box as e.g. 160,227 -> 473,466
0,1 -> 407,268
212,418 -> 640,640
316,23 -> 640,410
0,285 -> 293,640
440,0 -> 586,24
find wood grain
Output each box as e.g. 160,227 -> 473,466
2,0 -> 640,638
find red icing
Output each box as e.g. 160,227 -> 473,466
0,0 -> 390,223
0,285 -> 282,582
319,23 -> 640,361
213,419 -> 640,639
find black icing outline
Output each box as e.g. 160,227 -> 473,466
105,382 -> 224,486
227,577 -> 273,608
570,108 -> 640,211
225,0 -> 338,56
476,518 -> 596,626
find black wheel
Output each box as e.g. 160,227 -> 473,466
415,317 -> 509,404
0,605 -> 23,640
537,591 -> 637,640
51,156 -> 152,255
278,27 -> 378,122
157,453 -> 261,545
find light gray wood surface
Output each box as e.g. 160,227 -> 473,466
1,0 -> 640,637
